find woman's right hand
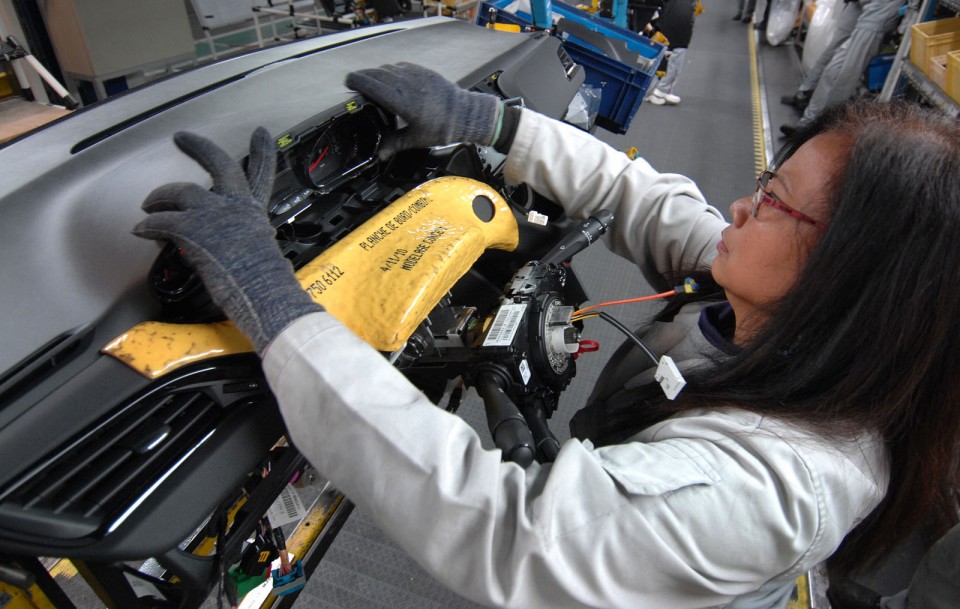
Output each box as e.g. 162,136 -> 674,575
345,62 -> 501,158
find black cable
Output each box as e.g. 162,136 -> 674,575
216,512 -> 225,609
596,311 -> 660,366
217,510 -> 238,609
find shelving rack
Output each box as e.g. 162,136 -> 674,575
879,0 -> 960,117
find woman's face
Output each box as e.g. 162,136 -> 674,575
711,132 -> 848,342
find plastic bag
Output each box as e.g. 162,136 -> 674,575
765,0 -> 801,46
563,84 -> 602,131
802,0 -> 840,72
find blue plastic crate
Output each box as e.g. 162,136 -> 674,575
564,41 -> 655,133
477,0 -> 664,133
866,53 -> 895,92
552,1 -> 663,68
479,0 -> 662,62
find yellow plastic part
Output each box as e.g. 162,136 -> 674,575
256,489 -> 345,609
486,22 -> 522,32
0,573 -> 57,609
102,322 -> 254,379
297,176 -> 518,349
103,177 -> 518,378
786,572 -> 812,609
0,582 -> 44,609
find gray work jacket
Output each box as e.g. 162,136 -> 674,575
261,109 -> 888,608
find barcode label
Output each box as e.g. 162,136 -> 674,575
266,484 -> 307,527
483,303 -> 526,347
519,359 -> 531,385
238,578 -> 272,608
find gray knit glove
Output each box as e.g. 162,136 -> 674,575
345,62 -> 501,157
133,128 -> 323,354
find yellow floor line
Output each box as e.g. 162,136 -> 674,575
748,26 -> 768,173
48,559 -> 77,580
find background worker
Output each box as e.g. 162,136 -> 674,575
735,0 -> 771,28
646,0 -> 697,105
780,0 -> 905,135
781,0 -> 866,113
133,64 -> 960,608
734,0 -> 757,22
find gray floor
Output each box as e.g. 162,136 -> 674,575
292,4 -> 763,608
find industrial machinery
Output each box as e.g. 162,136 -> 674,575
0,17 -> 620,608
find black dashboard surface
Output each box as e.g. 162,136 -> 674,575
0,18 -> 576,379
0,17 -> 584,560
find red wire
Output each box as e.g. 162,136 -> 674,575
278,551 -> 291,575
573,290 -> 676,317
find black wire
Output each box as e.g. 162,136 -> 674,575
216,513 -> 225,609
596,311 -> 660,366
217,511 -> 238,609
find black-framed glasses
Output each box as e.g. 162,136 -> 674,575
752,170 -> 828,231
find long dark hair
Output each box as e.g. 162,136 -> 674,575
592,100 -> 960,573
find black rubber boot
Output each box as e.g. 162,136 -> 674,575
780,90 -> 811,112
779,123 -> 800,137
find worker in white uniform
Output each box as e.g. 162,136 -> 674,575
780,0 -> 906,136
132,64 -> 960,608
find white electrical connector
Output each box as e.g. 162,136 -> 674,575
654,355 -> 686,400
527,210 -> 549,226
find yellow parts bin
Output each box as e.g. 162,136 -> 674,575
930,54 -> 948,89
947,50 -> 960,104
103,176 -> 519,378
910,16 -> 960,79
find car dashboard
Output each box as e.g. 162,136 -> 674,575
0,18 -> 586,596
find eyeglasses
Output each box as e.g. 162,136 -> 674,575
752,170 -> 828,231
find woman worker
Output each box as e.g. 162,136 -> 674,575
132,64 -> 960,608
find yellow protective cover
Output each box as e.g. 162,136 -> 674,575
103,177 -> 519,379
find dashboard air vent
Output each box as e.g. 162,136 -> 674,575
0,386 -> 224,538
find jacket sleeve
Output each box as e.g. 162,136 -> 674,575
261,312 -> 882,609
504,109 -> 727,290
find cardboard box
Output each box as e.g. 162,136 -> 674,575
910,17 -> 960,77
0,69 -> 14,99
947,50 -> 960,104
